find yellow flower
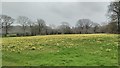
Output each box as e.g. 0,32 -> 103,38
106,48 -> 111,52
31,47 -> 36,50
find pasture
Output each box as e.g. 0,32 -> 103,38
2,34 -> 118,66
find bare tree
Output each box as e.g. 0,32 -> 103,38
59,22 -> 71,34
17,16 -> 29,35
36,19 -> 46,35
76,19 -> 93,34
49,24 -> 57,34
0,15 -> 14,36
93,23 -> 100,33
0,17 -> 3,29
27,20 -> 36,35
85,20 -> 93,34
106,21 -> 117,33
108,1 -> 120,33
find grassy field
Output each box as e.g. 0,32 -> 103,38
2,34 -> 118,66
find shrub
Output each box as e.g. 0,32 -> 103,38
7,34 -> 17,37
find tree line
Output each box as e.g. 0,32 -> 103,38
0,1 -> 119,37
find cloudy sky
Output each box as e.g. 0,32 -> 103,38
2,2 -> 110,26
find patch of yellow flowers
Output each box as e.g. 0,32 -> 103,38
1,34 -> 118,53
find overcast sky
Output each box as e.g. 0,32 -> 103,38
2,2 -> 110,26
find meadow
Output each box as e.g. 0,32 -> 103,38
1,34 -> 118,66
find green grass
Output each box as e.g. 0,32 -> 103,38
2,34 -> 118,66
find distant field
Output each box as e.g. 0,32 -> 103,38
2,34 -> 118,66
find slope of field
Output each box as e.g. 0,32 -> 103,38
2,34 -> 118,66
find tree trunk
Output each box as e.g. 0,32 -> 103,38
23,29 -> 25,36
5,23 -> 8,37
118,1 -> 120,34
39,28 -> 41,35
23,25 -> 26,36
30,25 -> 33,36
118,15 -> 120,34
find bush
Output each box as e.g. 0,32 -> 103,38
7,34 -> 17,37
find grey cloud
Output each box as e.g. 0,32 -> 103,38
2,2 -> 110,26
